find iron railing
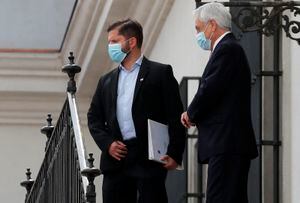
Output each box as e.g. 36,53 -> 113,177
21,52 -> 101,203
26,98 -> 86,203
195,1 -> 300,44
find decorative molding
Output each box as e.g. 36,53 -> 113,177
0,49 -> 59,53
0,91 -> 90,126
0,92 -> 64,125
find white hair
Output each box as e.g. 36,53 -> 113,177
194,2 -> 232,30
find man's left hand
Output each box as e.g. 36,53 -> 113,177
160,155 -> 178,170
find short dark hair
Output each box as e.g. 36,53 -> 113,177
107,19 -> 143,48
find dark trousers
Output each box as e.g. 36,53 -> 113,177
102,170 -> 167,203
102,138 -> 168,203
206,155 -> 251,203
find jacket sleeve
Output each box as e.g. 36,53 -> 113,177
87,77 -> 114,153
161,66 -> 186,165
187,44 -> 240,123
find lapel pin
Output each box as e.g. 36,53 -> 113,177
140,78 -> 144,82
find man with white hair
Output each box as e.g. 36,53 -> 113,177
181,2 -> 258,203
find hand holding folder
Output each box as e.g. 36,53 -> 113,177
147,119 -> 169,164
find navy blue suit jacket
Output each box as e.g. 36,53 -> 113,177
187,33 -> 258,163
88,57 -> 186,173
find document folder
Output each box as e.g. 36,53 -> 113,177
148,119 -> 169,164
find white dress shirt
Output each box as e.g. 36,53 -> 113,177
212,31 -> 231,52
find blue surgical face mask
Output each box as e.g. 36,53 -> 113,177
196,24 -> 213,50
108,43 -> 127,63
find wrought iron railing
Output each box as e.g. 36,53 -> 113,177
20,52 -> 101,203
196,1 -> 300,44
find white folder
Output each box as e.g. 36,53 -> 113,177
148,119 -> 169,164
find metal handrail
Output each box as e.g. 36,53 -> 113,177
68,92 -> 88,193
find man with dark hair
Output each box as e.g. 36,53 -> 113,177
88,19 -> 186,203
107,19 -> 143,48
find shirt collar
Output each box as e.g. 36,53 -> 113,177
212,31 -> 230,52
119,54 -> 143,72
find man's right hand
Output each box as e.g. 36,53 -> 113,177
181,111 -> 195,128
108,141 -> 128,161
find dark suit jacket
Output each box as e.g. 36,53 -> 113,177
187,33 -> 258,163
88,57 -> 186,173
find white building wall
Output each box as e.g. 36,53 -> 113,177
281,12 -> 300,203
0,125 -> 45,203
289,36 -> 300,203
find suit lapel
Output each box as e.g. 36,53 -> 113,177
133,57 -> 150,103
111,68 -> 120,113
110,68 -> 123,138
203,33 -> 235,76
210,33 -> 234,60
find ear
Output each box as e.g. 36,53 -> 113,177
210,19 -> 218,32
129,37 -> 138,49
